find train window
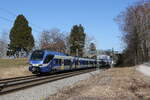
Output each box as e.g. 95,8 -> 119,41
55,59 -> 59,64
90,61 -> 92,65
54,59 -> 61,65
84,61 -> 86,65
56,59 -> 61,65
90,61 -> 92,64
86,61 -> 88,65
44,55 -> 54,64
84,61 -> 85,65
82,61 -> 85,65
59,59 -> 61,65
99,61 -> 102,64
92,61 -> 94,64
95,61 -> 97,64
64,59 -> 71,65
84,61 -> 88,65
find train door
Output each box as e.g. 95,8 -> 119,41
61,58 -> 64,70
75,59 -> 79,69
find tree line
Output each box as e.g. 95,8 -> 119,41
0,14 -> 96,58
40,24 -> 96,57
116,1 -> 150,66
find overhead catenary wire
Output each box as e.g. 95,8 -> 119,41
0,8 -> 43,33
0,8 -> 17,16
0,16 -> 41,34
0,16 -> 13,23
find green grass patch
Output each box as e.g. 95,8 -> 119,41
0,58 -> 28,68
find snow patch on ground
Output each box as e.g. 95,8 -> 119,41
137,63 -> 150,76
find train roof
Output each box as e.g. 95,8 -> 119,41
34,50 -> 67,56
33,50 -> 97,61
45,51 -> 66,56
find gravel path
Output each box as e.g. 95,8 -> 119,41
137,63 -> 150,76
0,69 -> 101,100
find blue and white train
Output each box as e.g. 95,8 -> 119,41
29,50 -> 104,74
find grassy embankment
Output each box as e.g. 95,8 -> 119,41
47,67 -> 150,100
0,58 -> 32,79
0,58 -> 28,68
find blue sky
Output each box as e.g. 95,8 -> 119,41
0,0 -> 137,51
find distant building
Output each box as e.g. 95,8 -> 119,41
97,54 -> 110,60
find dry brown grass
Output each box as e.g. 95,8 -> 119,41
47,67 -> 150,100
0,58 -> 31,79
0,58 -> 28,68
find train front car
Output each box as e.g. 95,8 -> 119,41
29,50 -> 54,74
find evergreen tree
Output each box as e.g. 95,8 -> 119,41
9,14 -> 34,56
89,43 -> 96,53
89,42 -> 96,58
69,24 -> 86,57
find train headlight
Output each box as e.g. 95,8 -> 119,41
32,64 -> 39,67
30,64 -> 48,67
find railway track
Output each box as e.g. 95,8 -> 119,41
0,67 -> 97,95
0,75 -> 37,84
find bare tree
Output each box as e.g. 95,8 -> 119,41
0,31 -> 8,57
65,33 -> 71,54
116,1 -> 150,65
84,35 -> 96,57
40,28 -> 66,53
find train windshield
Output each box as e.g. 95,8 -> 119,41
31,50 -> 44,60
43,55 -> 54,64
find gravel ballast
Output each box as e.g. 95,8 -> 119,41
47,67 -> 150,100
0,69 -> 101,100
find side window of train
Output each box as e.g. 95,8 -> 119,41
81,60 -> 85,65
44,55 -> 54,64
82,61 -> 84,65
55,59 -> 61,65
91,61 -> 94,64
83,61 -> 87,65
64,59 -> 71,65
95,61 -> 97,64
59,59 -> 61,65
86,61 -> 88,65
55,59 -> 58,64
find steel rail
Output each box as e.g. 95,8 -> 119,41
0,68 -> 97,95
0,75 -> 37,84
0,67 -> 96,84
